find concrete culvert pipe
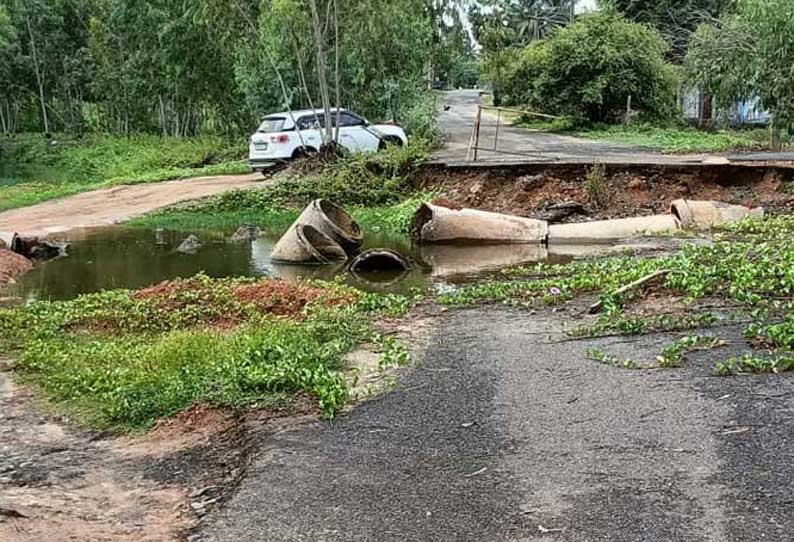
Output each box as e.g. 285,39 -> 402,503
0,232 -> 16,250
349,249 -> 412,273
271,224 -> 347,264
548,215 -> 681,244
670,199 -> 764,230
297,199 -> 363,253
412,203 -> 548,245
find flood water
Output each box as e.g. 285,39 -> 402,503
4,226 -> 677,303
3,226 -> 579,302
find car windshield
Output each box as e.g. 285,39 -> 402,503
257,117 -> 286,133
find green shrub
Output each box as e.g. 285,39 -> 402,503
505,11 -> 679,122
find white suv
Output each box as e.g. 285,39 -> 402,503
249,108 -> 408,170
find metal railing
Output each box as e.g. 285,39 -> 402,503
466,105 -> 564,162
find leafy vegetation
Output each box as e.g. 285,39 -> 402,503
566,123 -> 788,153
0,274 -> 415,431
443,215 -> 794,376
0,134 -> 247,211
686,0 -> 794,134
131,139 -> 433,236
501,11 -> 678,122
0,0 -> 460,138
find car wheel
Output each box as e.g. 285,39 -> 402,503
292,146 -> 318,159
378,136 -> 404,150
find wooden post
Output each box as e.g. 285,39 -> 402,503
473,105 -> 482,162
493,109 -> 501,151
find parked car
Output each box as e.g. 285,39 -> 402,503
249,108 -> 408,171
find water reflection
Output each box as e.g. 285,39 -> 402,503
4,226 -> 673,302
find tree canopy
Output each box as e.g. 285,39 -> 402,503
0,0 -> 467,136
504,11 -> 679,122
685,0 -> 794,131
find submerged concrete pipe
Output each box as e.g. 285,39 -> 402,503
412,203 -> 548,245
670,199 -> 764,230
295,199 -> 363,253
271,224 -> 347,264
420,244 -> 548,279
548,215 -> 681,244
348,249 -> 413,273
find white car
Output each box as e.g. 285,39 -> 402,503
249,108 -> 408,170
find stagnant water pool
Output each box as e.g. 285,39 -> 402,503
2,226 -> 674,303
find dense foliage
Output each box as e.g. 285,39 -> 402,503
0,274 -> 413,430
503,12 -> 679,122
604,0 -> 732,59
0,0 -> 466,137
685,0 -> 794,132
0,134 -> 247,211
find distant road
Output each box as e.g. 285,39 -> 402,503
431,90 -> 726,166
0,173 -> 263,238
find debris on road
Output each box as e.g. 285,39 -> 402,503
588,269 -> 671,314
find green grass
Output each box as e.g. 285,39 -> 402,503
129,139 -> 435,236
0,133 -> 248,211
0,274 -> 414,431
516,118 -> 790,153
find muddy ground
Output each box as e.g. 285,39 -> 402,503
415,164 -> 794,220
0,360 -> 265,542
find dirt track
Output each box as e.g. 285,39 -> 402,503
0,173 -> 263,238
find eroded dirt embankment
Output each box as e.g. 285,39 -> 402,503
0,368 -> 258,542
414,164 -> 794,220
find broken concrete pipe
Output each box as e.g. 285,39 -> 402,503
271,199 -> 363,264
296,199 -> 363,252
670,199 -> 763,230
548,215 -> 682,245
271,224 -> 347,264
412,203 -> 548,245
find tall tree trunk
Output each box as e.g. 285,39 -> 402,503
308,0 -> 333,146
333,0 -> 341,144
25,12 -> 50,133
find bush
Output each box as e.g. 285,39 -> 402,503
505,11 -> 679,123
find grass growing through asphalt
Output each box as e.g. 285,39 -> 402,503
442,214 -> 794,374
0,133 -> 248,211
516,118 -> 789,153
0,274 -> 416,431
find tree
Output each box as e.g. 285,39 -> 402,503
0,3 -> 20,133
508,11 -> 678,122
604,0 -> 732,60
685,0 -> 794,138
470,1 -> 575,105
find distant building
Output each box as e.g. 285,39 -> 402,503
681,88 -> 771,126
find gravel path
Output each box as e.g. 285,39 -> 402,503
199,306 -> 794,541
0,173 -> 263,238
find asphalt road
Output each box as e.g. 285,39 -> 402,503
199,306 -> 794,541
431,90 -> 721,166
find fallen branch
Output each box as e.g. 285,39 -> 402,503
588,269 -> 671,314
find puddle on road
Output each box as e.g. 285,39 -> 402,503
3,226 -> 680,302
